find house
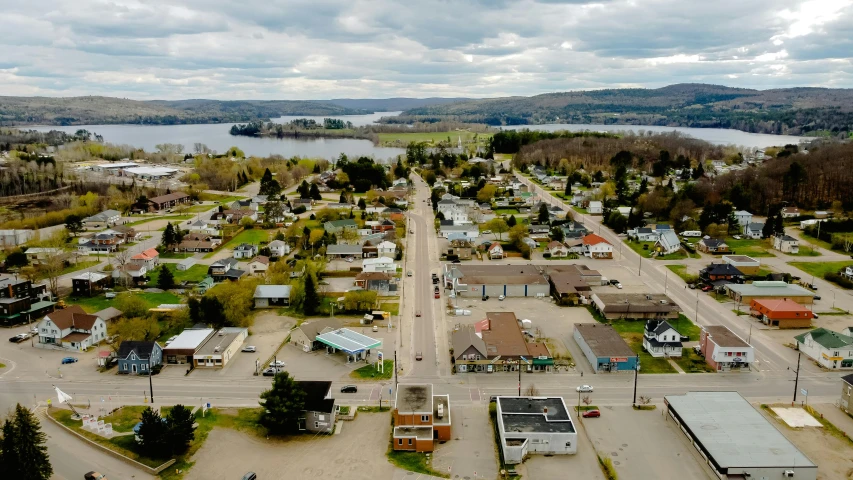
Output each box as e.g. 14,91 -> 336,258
393,384 -> 451,452
734,210 -> 753,226
743,222 -> 764,239
94,307 -> 123,323
591,293 -> 681,320
781,206 -> 800,218
0,277 -> 53,326
83,209 -> 121,229
77,232 -> 122,254
196,277 -> 214,294
290,318 -> 343,352
71,271 -> 110,296
699,325 -> 754,371
814,210 -> 828,219
247,256 -> 269,275
724,281 -> 815,305
451,312 -> 552,373
377,240 -> 396,257
696,237 -> 730,254
327,244 -> 364,259
721,255 -> 760,275
108,225 -> 139,242
795,328 -> 853,369
362,256 -> 397,273
487,242 -> 505,259
143,192 -> 190,212
117,341 -> 163,375
115,263 -> 148,284
354,272 -> 393,292
193,327 -> 248,368
629,227 -> 659,242
176,233 -> 220,252
324,219 -> 358,235
561,221 -> 589,239
841,374 -> 853,414
24,247 -> 66,266
130,248 -> 160,270
582,234 -> 613,259
208,258 -> 245,282
700,263 -> 745,283
162,328 -> 216,364
573,323 -> 638,373
267,240 -> 290,258
444,239 -> 473,261
254,285 -> 291,308
528,224 -> 550,236
36,306 -> 107,351
297,381 -> 337,434
654,230 -> 681,255
750,298 -> 813,328
772,234 -> 799,253
496,396 -> 577,464
233,243 -> 258,259
588,201 -> 602,215
547,241 -> 570,258
642,320 -> 684,358
443,264 -> 550,298
372,219 -> 396,233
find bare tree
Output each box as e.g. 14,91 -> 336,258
582,395 -> 592,406
112,248 -> 133,287
638,395 -> 651,405
524,384 -> 540,396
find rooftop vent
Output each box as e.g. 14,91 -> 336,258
437,404 -> 444,419
214,346 -> 220,352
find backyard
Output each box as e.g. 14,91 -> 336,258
70,291 -> 182,313
206,228 -> 270,258
147,264 -> 209,285
724,237 -> 776,257
788,260 -> 853,279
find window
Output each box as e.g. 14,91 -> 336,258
398,439 -> 403,445
315,422 -> 320,428
141,364 -> 146,371
408,439 -> 413,446
421,415 -> 429,422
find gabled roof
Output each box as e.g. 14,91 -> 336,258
582,233 -> 611,246
44,305 -> 100,331
85,209 -> 121,222
746,222 -> 764,232
211,257 -> 239,268
795,328 -> 853,349
703,263 -> 744,276
249,255 -> 270,265
254,285 -> 291,298
132,248 -> 159,260
117,341 -> 160,360
657,230 -> 680,249
148,192 -> 188,204
699,237 -> 727,248
234,243 -> 257,251
547,241 -> 566,249
452,325 -> 487,358
776,234 -> 799,242
297,381 -> 335,414
487,242 -> 503,252
645,319 -> 680,337
94,307 -> 123,321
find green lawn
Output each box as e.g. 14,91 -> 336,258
379,302 -> 400,315
603,315 -> 701,374
159,250 -> 196,259
724,238 -> 776,257
350,360 -> 393,380
147,264 -> 209,285
789,261 -> 853,280
125,215 -> 193,227
572,206 -> 589,215
102,405 -> 149,432
785,248 -> 822,257
494,208 -> 520,215
60,260 -> 100,276
666,265 -> 700,284
386,449 -> 450,478
673,348 -> 716,373
624,239 -> 655,258
206,229 -> 270,258
68,291 -> 182,313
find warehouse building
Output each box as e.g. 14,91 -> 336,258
443,264 -> 550,298
496,396 -> 577,464
573,323 -> 638,373
591,293 -> 681,320
665,391 -> 816,480
750,298 -> 813,328
725,281 -> 815,305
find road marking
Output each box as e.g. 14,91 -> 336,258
469,388 -> 480,402
369,386 -> 380,401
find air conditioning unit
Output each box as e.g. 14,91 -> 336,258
437,404 -> 444,419
214,346 -> 220,352
783,471 -> 795,478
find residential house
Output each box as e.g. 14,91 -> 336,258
654,230 -> 681,255
247,256 -> 270,275
451,312 -> 552,373
750,299 -> 813,328
377,240 -> 396,257
841,374 -> 853,414
772,234 -> 799,253
297,381 -> 337,434
108,225 -> 139,242
588,201 -> 603,215
130,248 -> 160,270
696,237 -> 730,254
142,192 -> 190,212
528,224 -> 550,236
642,320 -> 684,358
208,258 -> 245,282
372,219 -> 396,234
117,341 -> 163,375
699,325 -> 754,371
324,219 -> 358,235
781,206 -> 800,218
487,242 -> 505,259
795,328 -> 853,369
844,266 -> 853,281
293,199 -> 313,211
362,256 -> 397,273
196,277 -> 214,294
582,234 -> 613,259
354,272 -> 393,292
267,240 -> 290,258
25,247 -> 66,266
36,306 -> 107,351
176,233 -> 220,252
233,243 -> 258,259
629,227 -> 659,242
326,244 -> 363,259
734,210 -> 753,226
444,239 -> 473,261
547,241 -> 569,258
0,277 -> 53,326
253,285 -> 291,308
77,232 -> 122,254
546,264 -> 600,305
393,384 -> 451,452
72,272 -> 111,296
115,263 -> 148,285
700,263 -> 745,283
83,209 -> 121,229
591,293 -> 681,320
743,222 -> 764,239
561,221 -> 589,239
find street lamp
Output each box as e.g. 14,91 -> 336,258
148,351 -> 155,403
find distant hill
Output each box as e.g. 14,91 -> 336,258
396,84 -> 853,136
0,96 -> 369,126
322,97 -> 470,112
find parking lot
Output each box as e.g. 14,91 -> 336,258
432,404 -> 498,479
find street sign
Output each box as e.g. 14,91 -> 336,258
207,402 -> 211,408
801,389 -> 808,397
610,357 -> 628,362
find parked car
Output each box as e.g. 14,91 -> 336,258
814,295 -> 821,301
61,357 -> 78,364
105,292 -> 117,299
482,230 -> 492,234
582,409 -> 601,418
701,285 -> 714,292
409,229 -> 414,234
615,283 -> 623,289
372,325 -> 379,332
269,360 -> 286,368
262,367 -> 280,376
407,270 -> 413,277
345,257 -> 354,263
84,472 -> 107,480
482,295 -> 490,301
609,279 -> 620,285
241,472 -> 257,480
576,385 -> 594,392
498,295 -> 506,301
9,333 -> 28,343
341,385 -> 358,393
416,352 -> 423,361
241,346 -> 256,353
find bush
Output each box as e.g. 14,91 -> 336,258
825,272 -> 853,289
292,206 -> 307,215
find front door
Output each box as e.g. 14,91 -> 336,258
132,364 -> 137,374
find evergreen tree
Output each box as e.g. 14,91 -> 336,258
507,215 -> 517,227
340,192 -> 347,203
259,371 -> 306,434
357,198 -> 366,210
0,404 -> 52,480
537,203 -> 550,225
692,162 -> 705,180
64,214 -> 84,237
550,226 -> 564,242
773,213 -> 785,237
297,180 -> 310,199
309,183 -> 322,200
157,265 -> 175,290
303,274 -> 320,316
564,181 -> 572,196
161,222 -> 178,248
166,405 -> 196,455
138,407 -> 168,458
761,219 -> 774,239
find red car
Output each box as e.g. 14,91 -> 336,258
581,409 -> 601,418
701,285 -> 714,292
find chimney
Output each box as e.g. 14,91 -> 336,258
543,407 -> 548,415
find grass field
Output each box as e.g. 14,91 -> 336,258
103,405 -> 149,432
69,291 -> 182,313
376,130 -> 492,147
60,260 -> 100,276
725,238 -> 776,257
785,248 -> 822,257
788,261 -> 853,280
601,315 -> 701,374
147,264 -> 209,285
125,214 -> 193,227
379,302 -> 400,315
206,229 -> 270,258
666,265 -> 700,284
350,360 -> 393,379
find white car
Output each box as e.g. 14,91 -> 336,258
616,283 -> 623,289
482,230 -> 492,234
576,385 -> 594,393
345,257 -> 354,263
733,235 -> 742,240
242,346 -> 256,352
269,360 -> 286,368
498,295 -> 506,301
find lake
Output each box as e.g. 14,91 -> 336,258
502,123 -> 805,150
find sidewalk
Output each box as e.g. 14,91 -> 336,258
811,403 -> 853,438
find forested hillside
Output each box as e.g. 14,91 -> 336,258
398,84 -> 853,136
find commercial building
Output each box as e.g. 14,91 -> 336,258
665,391 -> 816,480
573,323 -> 638,373
36,306 -> 107,351
590,293 -> 681,320
124,166 -> 179,180
795,327 -> 853,369
451,312 -> 552,373
841,374 -> 853,414
699,325 -> 754,371
253,285 -> 291,308
71,272 -> 111,296
315,328 -> 381,363
443,264 -> 550,298
0,277 -> 53,326
545,264 -> 601,306
142,192 -> 190,212
393,384 -> 451,452
750,298 -> 813,328
163,328 -> 215,365
724,281 -> 815,305
83,209 -> 121,229
193,328 -> 248,368
721,255 -> 760,275
496,396 -> 577,464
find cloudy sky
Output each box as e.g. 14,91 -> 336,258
2,0 -> 851,99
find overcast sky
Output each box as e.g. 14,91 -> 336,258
2,0 -> 851,100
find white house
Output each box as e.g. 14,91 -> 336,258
743,222 -> 764,239
772,234 -> 799,253
247,256 -> 270,275
267,240 -> 291,258
655,231 -> 681,255
795,328 -> 853,369
582,234 -> 613,259
781,206 -> 800,218
362,256 -> 397,273
83,209 -> 121,229
130,248 -> 160,270
547,241 -> 569,258
843,266 -> 853,280
642,320 -> 683,358
377,241 -> 396,257
487,242 -> 505,259
628,227 -> 659,242
233,243 -> 258,259
36,306 -> 107,351
734,210 -> 753,226
588,201 -> 603,215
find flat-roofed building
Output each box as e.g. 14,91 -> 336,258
496,396 -> 577,464
393,384 -> 452,452
699,325 -> 754,371
665,391 -> 816,480
163,328 -> 215,365
721,255 -> 760,275
193,327 -> 248,368
573,323 -> 638,373
725,281 -> 815,305
443,264 -> 550,298
750,298 -> 813,328
591,293 -> 681,320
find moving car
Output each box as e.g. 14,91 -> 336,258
262,367 -> 280,376
61,357 -> 78,364
241,346 -> 256,352
576,385 -> 594,392
341,385 -> 358,393
416,311 -> 421,317
9,333 -> 28,343
84,472 -> 107,480
409,229 -> 414,234
241,472 -> 257,480
407,270 -> 413,277
814,295 -> 822,301
581,409 -> 601,418
269,360 -> 286,368
416,352 -> 423,361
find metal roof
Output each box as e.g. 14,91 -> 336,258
665,391 -> 815,470
164,329 -> 214,351
253,285 -> 291,299
315,328 -> 381,354
725,281 -> 813,297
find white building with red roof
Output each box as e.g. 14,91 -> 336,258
131,248 -> 160,269
582,234 -> 613,259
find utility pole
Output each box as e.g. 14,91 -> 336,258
791,351 -> 802,403
394,350 -> 398,389
638,255 -> 642,276
664,269 -> 668,294
632,355 -> 639,405
148,354 -> 154,403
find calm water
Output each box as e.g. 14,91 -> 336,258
503,123 -> 805,149
29,112 -> 405,160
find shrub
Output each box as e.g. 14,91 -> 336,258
292,206 -> 307,215
825,272 -> 853,289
